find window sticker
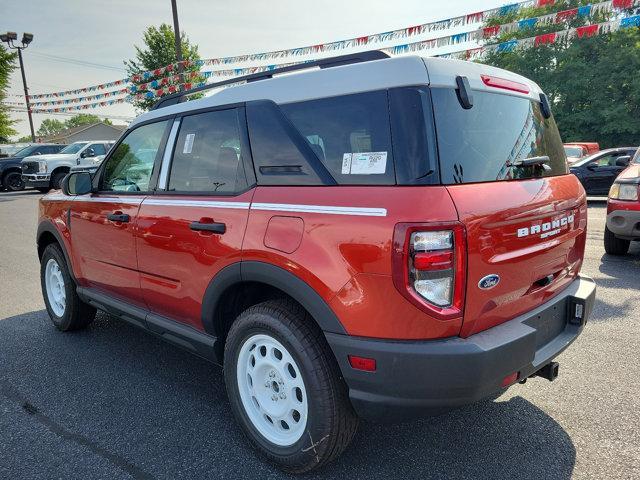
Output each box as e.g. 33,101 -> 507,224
341,152 -> 387,175
183,133 -> 195,154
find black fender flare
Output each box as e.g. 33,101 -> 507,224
201,261 -> 347,336
36,220 -> 78,283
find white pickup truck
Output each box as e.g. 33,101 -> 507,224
21,140 -> 113,192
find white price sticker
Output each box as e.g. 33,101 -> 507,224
183,133 -> 195,154
341,152 -> 387,175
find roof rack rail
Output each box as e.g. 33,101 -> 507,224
151,50 -> 390,111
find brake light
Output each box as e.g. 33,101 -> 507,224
392,223 -> 466,320
348,355 -> 376,372
481,74 -> 530,94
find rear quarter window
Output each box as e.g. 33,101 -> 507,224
280,91 -> 395,185
431,88 -> 567,184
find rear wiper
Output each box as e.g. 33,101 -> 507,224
512,156 -> 551,171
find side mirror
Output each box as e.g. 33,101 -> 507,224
81,148 -> 95,158
615,156 -> 631,167
62,171 -> 92,196
586,163 -> 598,171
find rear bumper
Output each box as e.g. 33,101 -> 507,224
22,174 -> 50,188
607,209 -> 640,240
326,275 -> 596,421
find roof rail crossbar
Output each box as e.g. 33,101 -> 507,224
150,50 -> 390,110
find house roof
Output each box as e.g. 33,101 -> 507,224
41,122 -> 127,143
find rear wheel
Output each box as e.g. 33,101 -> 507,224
604,226 -> 630,255
224,299 -> 358,473
40,243 -> 96,331
51,171 -> 67,190
3,171 -> 24,191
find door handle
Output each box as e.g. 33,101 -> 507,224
190,221 -> 226,234
107,213 -> 130,223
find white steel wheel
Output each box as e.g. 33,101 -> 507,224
44,258 -> 66,317
236,333 -> 308,447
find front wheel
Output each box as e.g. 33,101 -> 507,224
224,299 -> 358,473
40,243 -> 96,331
604,226 -> 630,255
51,171 -> 67,190
3,171 -> 24,191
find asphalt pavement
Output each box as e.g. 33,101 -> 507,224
0,190 -> 638,479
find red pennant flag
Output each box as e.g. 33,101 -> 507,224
576,24 -> 599,38
537,0 -> 554,5
406,25 -> 421,36
483,25 -> 500,38
556,8 -> 578,21
613,0 -> 633,8
534,32 -> 557,46
466,12 -> 484,24
356,36 -> 368,45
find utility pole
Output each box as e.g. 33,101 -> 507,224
1,32 -> 35,142
171,0 -> 183,81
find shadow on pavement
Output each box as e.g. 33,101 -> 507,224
0,310 -> 576,480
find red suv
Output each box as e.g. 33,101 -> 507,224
37,52 -> 596,473
604,148 -> 640,254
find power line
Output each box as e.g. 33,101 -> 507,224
28,51 -> 126,72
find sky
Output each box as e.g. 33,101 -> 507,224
1,0 -> 507,139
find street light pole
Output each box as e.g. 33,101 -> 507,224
171,0 -> 183,82
16,48 -> 35,142
1,32 -> 35,142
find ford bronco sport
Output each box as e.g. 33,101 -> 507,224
37,52 -> 596,473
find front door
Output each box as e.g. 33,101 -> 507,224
136,108 -> 254,329
71,120 -> 171,307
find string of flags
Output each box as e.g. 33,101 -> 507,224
24,0 -> 640,110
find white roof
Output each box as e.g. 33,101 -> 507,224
130,55 -> 544,128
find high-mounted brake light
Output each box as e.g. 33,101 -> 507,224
481,74 -> 530,94
392,223 -> 466,320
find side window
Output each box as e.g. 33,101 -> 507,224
89,144 -> 107,156
101,120 -> 169,192
592,155 -> 613,167
167,109 -> 247,194
280,91 -> 395,185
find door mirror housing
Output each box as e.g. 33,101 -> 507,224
62,171 -> 93,196
81,148 -> 95,158
586,163 -> 598,171
615,155 -> 631,167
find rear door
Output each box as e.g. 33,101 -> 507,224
70,120 -> 171,307
430,87 -> 587,337
135,108 -> 254,329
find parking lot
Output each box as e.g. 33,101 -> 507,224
0,190 -> 638,480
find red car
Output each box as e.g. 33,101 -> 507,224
36,52 -> 596,472
605,150 -> 640,255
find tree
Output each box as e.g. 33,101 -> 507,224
125,24 -> 204,111
37,118 -> 65,137
480,1 -> 640,148
0,44 -> 17,142
64,113 -> 112,129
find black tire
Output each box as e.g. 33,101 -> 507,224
604,226 -> 630,255
51,171 -> 67,190
224,299 -> 358,473
37,187 -> 51,193
3,171 -> 24,191
40,243 -> 96,331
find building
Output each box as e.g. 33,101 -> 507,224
40,122 -> 127,144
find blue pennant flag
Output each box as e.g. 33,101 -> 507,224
499,3 -> 519,16
621,15 -> 640,28
577,5 -> 591,16
497,39 -> 518,52
519,18 -> 537,29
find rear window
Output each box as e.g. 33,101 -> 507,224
280,91 -> 395,185
431,89 -> 567,184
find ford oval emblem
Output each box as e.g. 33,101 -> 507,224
478,274 -> 500,290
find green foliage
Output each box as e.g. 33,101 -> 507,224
481,1 -> 640,148
37,118 -> 65,137
0,44 -> 17,142
125,24 -> 204,111
64,113 -> 112,129
16,135 -> 31,143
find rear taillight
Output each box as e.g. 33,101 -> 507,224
392,223 -> 466,320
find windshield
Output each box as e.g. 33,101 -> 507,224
11,145 -> 38,157
60,143 -> 88,154
564,146 -> 584,158
633,148 -> 640,164
431,88 -> 567,184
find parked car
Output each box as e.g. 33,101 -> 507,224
36,52 -> 596,473
21,140 -> 114,192
569,147 -> 637,195
0,143 -> 65,191
604,149 -> 640,255
564,142 -> 599,164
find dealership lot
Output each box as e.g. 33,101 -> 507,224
0,190 -> 638,480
